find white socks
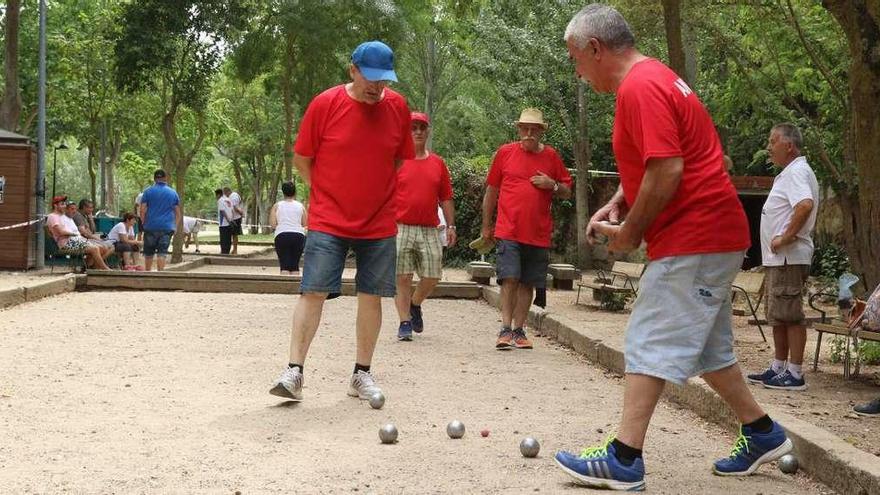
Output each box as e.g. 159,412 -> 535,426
788,363 -> 803,379
771,359 -> 786,373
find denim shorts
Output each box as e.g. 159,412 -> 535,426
496,239 -> 549,288
301,230 -> 396,297
624,251 -> 744,385
143,230 -> 173,257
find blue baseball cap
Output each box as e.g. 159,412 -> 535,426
351,41 -> 398,82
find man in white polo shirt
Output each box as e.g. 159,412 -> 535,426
748,123 -> 819,391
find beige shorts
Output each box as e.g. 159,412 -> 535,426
396,224 -> 443,279
764,264 -> 810,326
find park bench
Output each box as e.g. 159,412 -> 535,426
811,320 -> 880,378
731,271 -> 767,342
547,263 -> 579,290
467,261 -> 495,285
576,261 -> 645,306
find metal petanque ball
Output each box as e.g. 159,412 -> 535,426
778,454 -> 798,474
446,420 -> 466,439
369,392 -> 385,410
379,423 -> 398,444
520,437 -> 540,458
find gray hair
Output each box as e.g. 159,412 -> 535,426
772,123 -> 803,151
564,4 -> 635,51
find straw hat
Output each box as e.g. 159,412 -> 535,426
515,108 -> 548,129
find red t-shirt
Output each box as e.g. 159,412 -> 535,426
294,85 -> 415,239
396,153 -> 453,226
613,59 -> 750,259
486,143 -> 573,248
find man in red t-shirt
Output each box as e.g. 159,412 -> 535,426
394,112 -> 456,342
480,108 -> 572,351
269,40 -> 415,403
553,5 -> 791,490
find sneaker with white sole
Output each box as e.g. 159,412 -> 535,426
762,369 -> 807,391
269,367 -> 303,401
713,422 -> 792,476
348,370 -> 382,399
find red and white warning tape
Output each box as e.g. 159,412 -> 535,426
0,216 -> 46,231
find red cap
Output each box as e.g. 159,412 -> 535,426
52,195 -> 67,205
411,112 -> 430,125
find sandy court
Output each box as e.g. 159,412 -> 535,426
0,291 -> 828,493
179,244 -> 273,256
0,273 -> 69,291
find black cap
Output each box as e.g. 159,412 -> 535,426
154,169 -> 167,179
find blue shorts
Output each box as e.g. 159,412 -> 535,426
624,251 -> 744,385
143,230 -> 173,257
301,230 -> 396,297
496,239 -> 549,288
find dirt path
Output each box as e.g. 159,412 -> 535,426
0,292 -> 830,493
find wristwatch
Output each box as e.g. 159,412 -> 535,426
553,181 -> 560,192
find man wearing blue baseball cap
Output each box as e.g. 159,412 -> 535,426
269,40 -> 415,403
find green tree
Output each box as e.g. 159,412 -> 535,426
114,0 -> 247,262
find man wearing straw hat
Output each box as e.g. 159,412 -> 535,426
479,107 -> 572,350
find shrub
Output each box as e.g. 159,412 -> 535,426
812,243 -> 851,285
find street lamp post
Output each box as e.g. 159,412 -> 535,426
51,142 -> 68,199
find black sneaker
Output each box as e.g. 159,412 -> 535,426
410,304 -> 424,333
747,368 -> 778,385
853,398 -> 880,417
397,321 -> 413,341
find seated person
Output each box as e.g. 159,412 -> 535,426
183,216 -> 203,252
47,196 -> 112,270
71,199 -> 114,248
109,213 -> 143,271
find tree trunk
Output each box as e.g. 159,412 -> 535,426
87,143 -> 98,204
282,36 -> 295,181
162,106 -> 206,264
0,0 -> 22,131
661,0 -> 690,84
574,82 -> 592,269
424,35 -> 436,149
105,135 -> 121,214
822,0 -> 880,288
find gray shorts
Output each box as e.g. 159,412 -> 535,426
496,239 -> 549,288
625,251 -> 744,385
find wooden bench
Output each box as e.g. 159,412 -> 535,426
731,271 -> 766,342
548,263 -> 579,290
576,261 -> 645,305
813,321 -> 880,378
466,261 -> 495,285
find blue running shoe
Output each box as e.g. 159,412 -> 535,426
762,370 -> 807,391
746,367 -> 778,385
397,321 -> 413,341
713,422 -> 792,476
410,304 -> 424,333
554,436 -> 646,491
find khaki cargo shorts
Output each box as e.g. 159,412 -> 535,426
396,223 -> 443,279
764,264 -> 810,326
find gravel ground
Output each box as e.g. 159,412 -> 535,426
0,291 -> 829,494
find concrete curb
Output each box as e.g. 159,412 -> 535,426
482,286 -> 879,495
0,276 -> 78,310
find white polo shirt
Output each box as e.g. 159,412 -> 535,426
760,156 -> 819,266
229,192 -> 243,220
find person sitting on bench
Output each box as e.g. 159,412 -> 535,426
109,213 -> 144,271
47,196 -> 112,271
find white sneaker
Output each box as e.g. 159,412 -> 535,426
348,370 -> 382,399
269,367 -> 303,401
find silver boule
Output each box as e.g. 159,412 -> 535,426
369,392 -> 385,409
778,454 -> 798,474
379,423 -> 398,444
446,420 -> 466,439
520,437 -> 540,458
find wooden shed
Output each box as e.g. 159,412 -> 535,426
0,129 -> 37,269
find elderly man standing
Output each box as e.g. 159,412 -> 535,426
480,108 -> 572,350
269,40 -> 414,402
747,124 -> 819,391
555,5 -> 791,490
394,111 -> 456,341
140,169 -> 181,272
